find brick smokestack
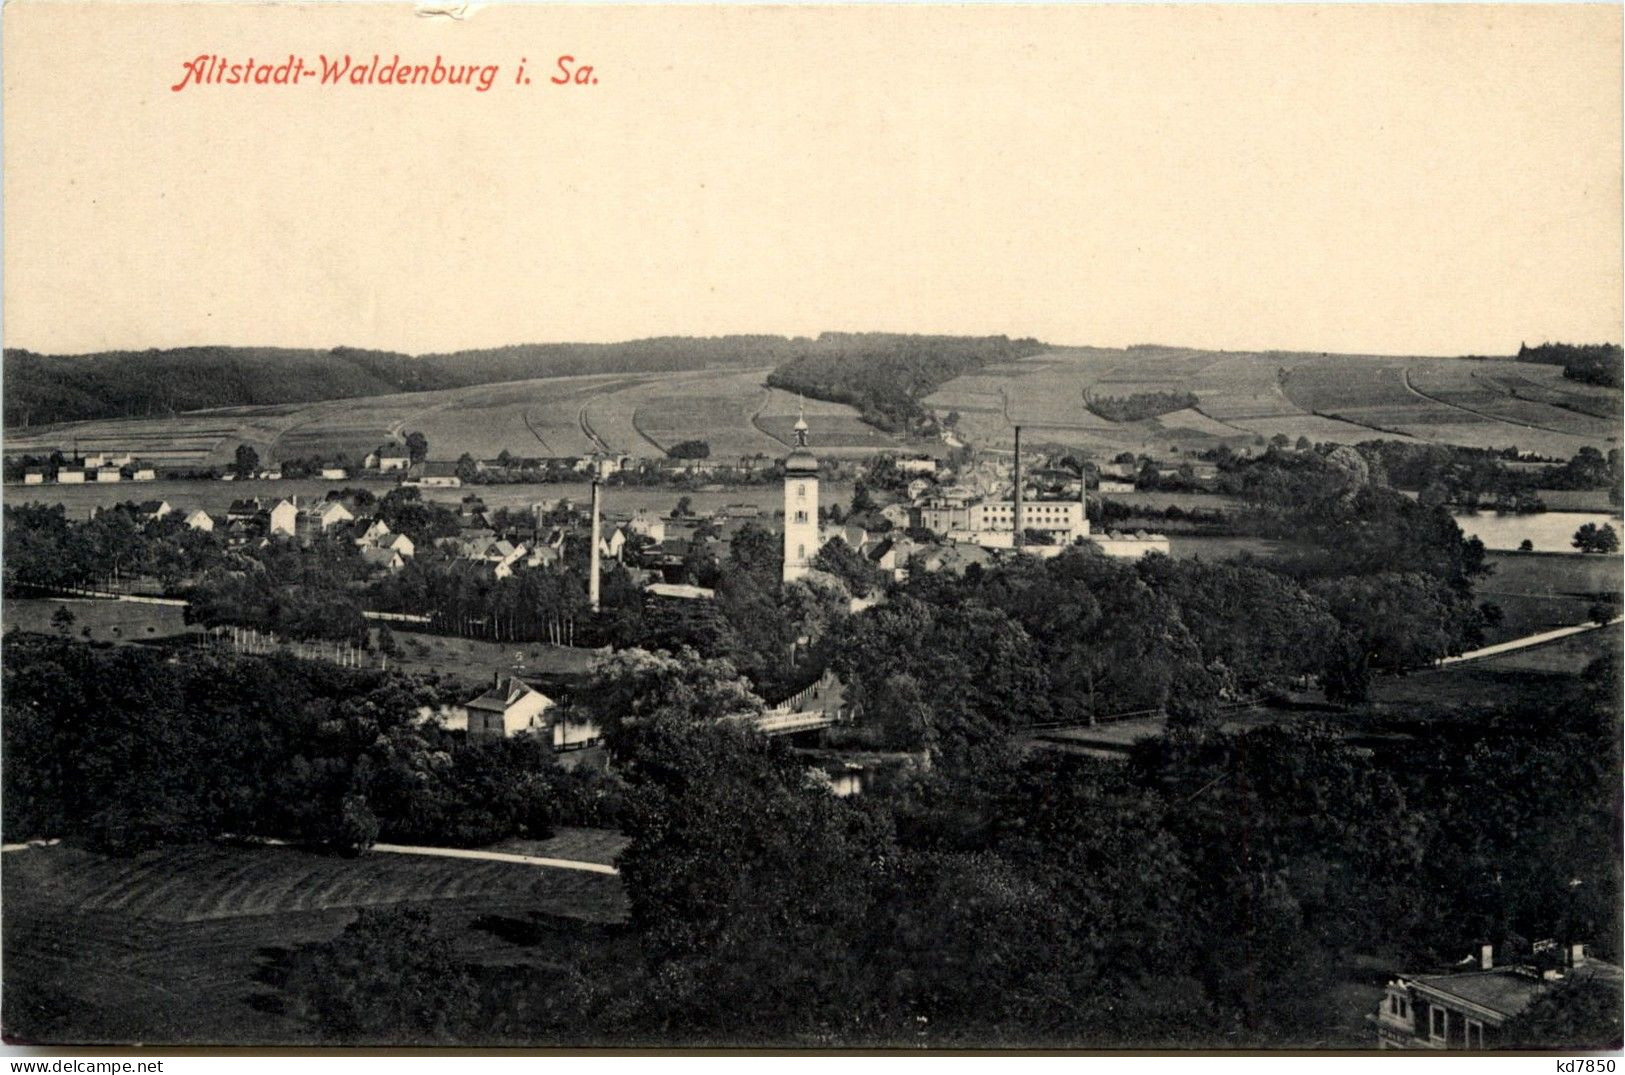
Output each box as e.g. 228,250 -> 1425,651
1013,425 -> 1023,552
589,477 -> 602,613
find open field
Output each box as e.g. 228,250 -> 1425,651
2,597 -> 195,641
1367,624 -> 1620,708
381,629 -> 601,684
1476,550 -> 1623,643
2,840 -> 630,1045
930,347 -> 1621,460
491,827 -> 630,867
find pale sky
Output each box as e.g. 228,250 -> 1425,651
4,3 -> 1620,356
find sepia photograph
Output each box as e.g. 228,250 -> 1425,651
1,0 -> 1621,1056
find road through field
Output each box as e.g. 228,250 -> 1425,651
1402,366 -> 1597,442
2,836 -> 621,875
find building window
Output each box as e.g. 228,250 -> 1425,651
797,483 -> 806,499
1467,1021 -> 1484,1049
797,544 -> 806,560
1430,1007 -> 1446,1041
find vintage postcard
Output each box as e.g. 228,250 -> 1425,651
2,0 -> 1621,1055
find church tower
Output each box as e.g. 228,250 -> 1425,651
782,407 -> 820,582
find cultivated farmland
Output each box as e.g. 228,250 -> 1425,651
929,347 -> 1621,459
8,345 -> 1618,474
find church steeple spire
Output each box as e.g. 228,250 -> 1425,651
794,397 -> 809,447
782,401 -> 819,583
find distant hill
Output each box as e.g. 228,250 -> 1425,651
1,337 -> 806,428
3,334 -> 1054,431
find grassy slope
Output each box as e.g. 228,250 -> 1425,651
2,841 -> 629,1046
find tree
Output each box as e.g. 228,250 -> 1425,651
668,440 -> 710,459
454,453 -> 478,484
1572,523 -> 1620,554
671,496 -> 693,519
233,443 -> 260,479
1501,978 -> 1624,1050
1295,436 -> 1313,451
376,624 -> 402,658
404,431 -> 429,464
281,906 -> 479,1043
50,605 -> 75,634
1518,538 -> 1535,552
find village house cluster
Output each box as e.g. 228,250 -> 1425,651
21,450 -> 158,485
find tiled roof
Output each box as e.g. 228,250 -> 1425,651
465,676 -> 549,712
1411,972 -> 1546,1019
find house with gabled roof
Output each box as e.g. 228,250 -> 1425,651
463,675 -> 556,740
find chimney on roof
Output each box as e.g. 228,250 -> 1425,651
1570,944 -> 1588,968
1479,944 -> 1494,970
494,671 -> 502,689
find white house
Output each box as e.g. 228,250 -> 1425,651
359,520 -> 392,544
408,461 -> 462,488
132,467 -> 157,482
627,510 -> 668,543
320,467 -> 348,481
464,676 -> 555,740
94,469 -> 121,484
22,469 -> 44,485
58,469 -> 86,485
184,509 -> 215,532
268,499 -> 299,537
492,543 -> 529,580
305,500 -> 355,532
382,532 -> 415,558
360,546 -> 406,573
377,451 -> 411,473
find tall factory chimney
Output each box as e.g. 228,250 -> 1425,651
588,475 -> 603,613
1013,425 -> 1024,552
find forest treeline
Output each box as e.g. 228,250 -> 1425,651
1,337 -> 777,427
4,334 -> 1044,429
764,334 -> 1046,433
1516,342 -> 1623,388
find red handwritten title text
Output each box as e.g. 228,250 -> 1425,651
170,54 -> 598,92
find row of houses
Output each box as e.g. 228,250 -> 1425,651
26,463 -> 159,484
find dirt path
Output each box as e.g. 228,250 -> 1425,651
2,837 -> 620,875
1434,616 -> 1622,667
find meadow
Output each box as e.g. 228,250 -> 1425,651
2,597 -> 195,641
1,840 -> 629,1045
1476,550 -> 1623,643
1367,623 -> 1620,709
